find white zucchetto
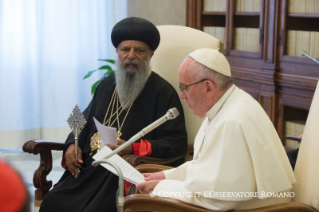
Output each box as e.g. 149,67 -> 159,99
189,48 -> 231,77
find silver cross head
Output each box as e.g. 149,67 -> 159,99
67,104 -> 87,137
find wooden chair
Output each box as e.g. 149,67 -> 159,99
22,139 -> 193,207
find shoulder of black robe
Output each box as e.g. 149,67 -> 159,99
64,72 -> 188,167
134,72 -> 188,161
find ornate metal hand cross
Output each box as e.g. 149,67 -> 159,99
67,104 -> 87,178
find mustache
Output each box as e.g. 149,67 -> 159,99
121,59 -> 140,66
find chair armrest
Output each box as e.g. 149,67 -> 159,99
22,139 -> 64,201
135,164 -> 172,173
122,144 -> 194,167
122,155 -> 184,167
124,194 -> 317,212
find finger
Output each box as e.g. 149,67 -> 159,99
65,158 -> 77,175
117,139 -> 125,145
144,173 -> 157,181
67,156 -> 81,171
144,176 -> 154,181
68,165 -> 77,175
107,144 -> 117,150
65,155 -> 76,170
142,173 -> 152,177
77,148 -> 83,163
136,182 -> 144,190
74,161 -> 81,169
139,188 -> 146,194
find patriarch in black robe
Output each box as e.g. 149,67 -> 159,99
39,17 -> 188,212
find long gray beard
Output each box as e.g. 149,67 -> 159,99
115,57 -> 150,109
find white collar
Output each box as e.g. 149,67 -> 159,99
206,84 -> 236,121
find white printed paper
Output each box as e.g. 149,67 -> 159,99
93,117 -> 117,146
93,146 -> 145,184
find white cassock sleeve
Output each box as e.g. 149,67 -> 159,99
161,161 -> 191,181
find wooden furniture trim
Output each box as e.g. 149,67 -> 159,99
279,0 -> 287,59
229,50 -> 260,58
225,0 -> 231,54
234,12 -> 260,16
281,55 -> 319,65
279,97 -> 311,111
202,11 -> 226,15
279,0 -> 319,63
276,98 -> 310,144
135,164 -> 173,173
228,0 -> 264,57
186,0 -> 197,28
22,140 -> 64,201
196,0 -> 203,30
288,13 -> 319,18
227,0 -> 235,55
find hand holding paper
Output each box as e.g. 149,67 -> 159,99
107,138 -> 134,157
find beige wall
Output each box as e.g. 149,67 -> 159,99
127,0 -> 186,26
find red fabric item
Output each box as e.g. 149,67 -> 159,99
133,139 -> 152,156
124,180 -> 132,196
132,143 -> 141,155
61,156 -> 67,169
0,160 -> 26,212
139,139 -> 152,156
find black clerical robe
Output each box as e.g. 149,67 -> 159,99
40,72 -> 188,212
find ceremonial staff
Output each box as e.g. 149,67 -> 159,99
67,104 -> 87,178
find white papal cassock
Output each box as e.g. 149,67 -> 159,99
154,85 -> 296,211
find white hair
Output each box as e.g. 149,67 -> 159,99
189,57 -> 233,91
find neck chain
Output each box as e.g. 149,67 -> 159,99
103,87 -> 133,139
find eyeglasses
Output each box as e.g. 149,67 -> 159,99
179,79 -> 207,93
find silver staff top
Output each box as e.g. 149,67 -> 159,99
67,104 -> 87,137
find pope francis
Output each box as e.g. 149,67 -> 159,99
136,48 -> 296,211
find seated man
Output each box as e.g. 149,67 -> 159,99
137,48 -> 296,211
40,17 -> 187,212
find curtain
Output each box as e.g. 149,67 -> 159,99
0,0 -> 127,148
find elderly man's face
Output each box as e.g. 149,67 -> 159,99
117,40 -> 154,69
178,58 -> 208,118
